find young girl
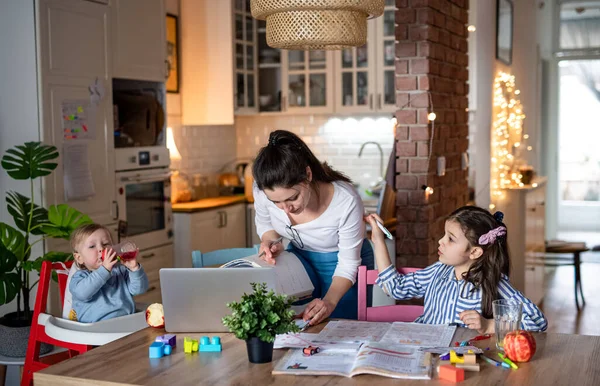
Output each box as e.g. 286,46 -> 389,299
365,206 -> 547,333
69,223 -> 149,323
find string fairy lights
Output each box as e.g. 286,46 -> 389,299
490,72 -> 533,206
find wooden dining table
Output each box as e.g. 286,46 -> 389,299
35,323 -> 600,385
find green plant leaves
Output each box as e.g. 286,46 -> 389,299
222,282 -> 299,343
1,142 -> 58,180
40,204 -> 92,239
6,191 -> 49,235
0,223 -> 25,304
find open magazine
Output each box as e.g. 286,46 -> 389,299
220,251 -> 314,300
272,342 -> 432,379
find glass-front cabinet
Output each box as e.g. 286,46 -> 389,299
233,0 -> 257,114
334,0 -> 397,113
283,50 -> 334,114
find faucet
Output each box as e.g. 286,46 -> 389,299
358,141 -> 384,180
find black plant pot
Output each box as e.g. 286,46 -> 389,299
245,336 -> 274,363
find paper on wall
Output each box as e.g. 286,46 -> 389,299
62,100 -> 96,141
63,143 -> 95,201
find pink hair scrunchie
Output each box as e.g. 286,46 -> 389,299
478,226 -> 507,245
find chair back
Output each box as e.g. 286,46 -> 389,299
192,246 -> 259,267
357,265 -> 424,322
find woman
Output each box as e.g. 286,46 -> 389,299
252,130 -> 374,325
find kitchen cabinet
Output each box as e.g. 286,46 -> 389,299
37,0 -> 117,227
497,178 -> 547,305
173,203 -> 247,268
334,0 -> 397,114
111,0 -> 167,82
180,0 -> 235,125
233,0 -> 258,114
134,243 -> 174,305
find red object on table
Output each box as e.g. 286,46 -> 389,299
438,365 -> 465,383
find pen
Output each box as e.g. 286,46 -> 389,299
258,236 -> 284,258
470,334 -> 492,342
498,353 -> 519,369
375,219 -> 394,240
481,355 -> 511,369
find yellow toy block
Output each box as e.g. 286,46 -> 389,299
184,337 -> 199,354
449,350 -> 464,364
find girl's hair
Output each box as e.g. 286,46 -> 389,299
252,130 -> 352,192
447,206 -> 510,319
70,223 -> 113,269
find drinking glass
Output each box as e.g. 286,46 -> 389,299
102,241 -> 139,261
493,299 -> 523,351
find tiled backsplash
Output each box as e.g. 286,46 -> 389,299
235,114 -> 395,197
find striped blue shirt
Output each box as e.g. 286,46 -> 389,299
375,262 -> 548,331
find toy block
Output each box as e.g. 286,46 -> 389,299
438,365 -> 465,383
149,342 -> 172,359
463,353 -> 477,365
449,350 -> 464,364
199,336 -> 222,352
156,334 -> 177,347
184,337 -> 199,354
456,363 -> 480,372
440,353 -> 451,361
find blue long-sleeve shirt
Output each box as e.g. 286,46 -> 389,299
69,264 -> 149,323
376,262 -> 548,331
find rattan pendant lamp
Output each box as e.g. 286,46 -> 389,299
251,0 -> 385,50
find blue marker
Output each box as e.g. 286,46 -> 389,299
481,355 -> 511,369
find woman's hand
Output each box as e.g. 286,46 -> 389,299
459,310 -> 494,334
258,238 -> 284,265
302,298 -> 336,326
101,248 -> 118,272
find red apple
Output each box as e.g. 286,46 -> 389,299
146,303 -> 165,328
504,330 -> 537,362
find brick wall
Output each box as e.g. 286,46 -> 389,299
394,0 -> 470,267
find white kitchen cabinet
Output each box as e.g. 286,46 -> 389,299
497,178 -> 547,305
180,0 -> 235,125
37,0 -> 117,227
233,0 -> 258,114
134,243 -> 174,305
334,0 -> 397,114
173,203 -> 247,268
111,0 -> 167,82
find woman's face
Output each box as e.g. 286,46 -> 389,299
264,183 -> 312,215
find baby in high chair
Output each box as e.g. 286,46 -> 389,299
69,223 -> 149,323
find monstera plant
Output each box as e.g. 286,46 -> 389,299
0,142 -> 92,327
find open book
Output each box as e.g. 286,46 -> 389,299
220,251 -> 314,300
273,342 -> 432,379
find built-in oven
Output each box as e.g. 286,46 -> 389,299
115,147 -> 172,251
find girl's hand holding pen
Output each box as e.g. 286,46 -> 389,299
364,213 -> 386,243
258,237 -> 284,265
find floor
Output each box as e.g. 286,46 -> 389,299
541,231 -> 600,336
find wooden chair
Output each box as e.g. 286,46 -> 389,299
192,246 -> 259,267
357,265 -> 424,322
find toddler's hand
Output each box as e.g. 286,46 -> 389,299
364,213 -> 385,244
123,257 -> 140,271
459,310 -> 493,334
101,248 -> 118,272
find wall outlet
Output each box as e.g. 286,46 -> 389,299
437,156 -> 446,176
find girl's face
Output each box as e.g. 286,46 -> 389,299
264,182 -> 312,215
438,220 -> 478,276
74,229 -> 112,271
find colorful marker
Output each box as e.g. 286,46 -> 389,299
481,355 -> 511,369
498,353 -> 519,369
375,219 -> 394,240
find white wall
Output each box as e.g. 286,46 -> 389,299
0,0 -> 43,316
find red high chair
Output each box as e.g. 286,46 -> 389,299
21,261 -> 93,386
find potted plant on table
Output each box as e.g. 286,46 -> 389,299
222,282 -> 299,363
0,142 -> 92,356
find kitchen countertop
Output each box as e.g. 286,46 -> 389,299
172,195 -> 247,212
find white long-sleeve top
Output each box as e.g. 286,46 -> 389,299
253,181 -> 365,284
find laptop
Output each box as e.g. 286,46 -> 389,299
159,268 -> 277,332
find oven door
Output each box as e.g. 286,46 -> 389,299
116,168 -> 172,250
